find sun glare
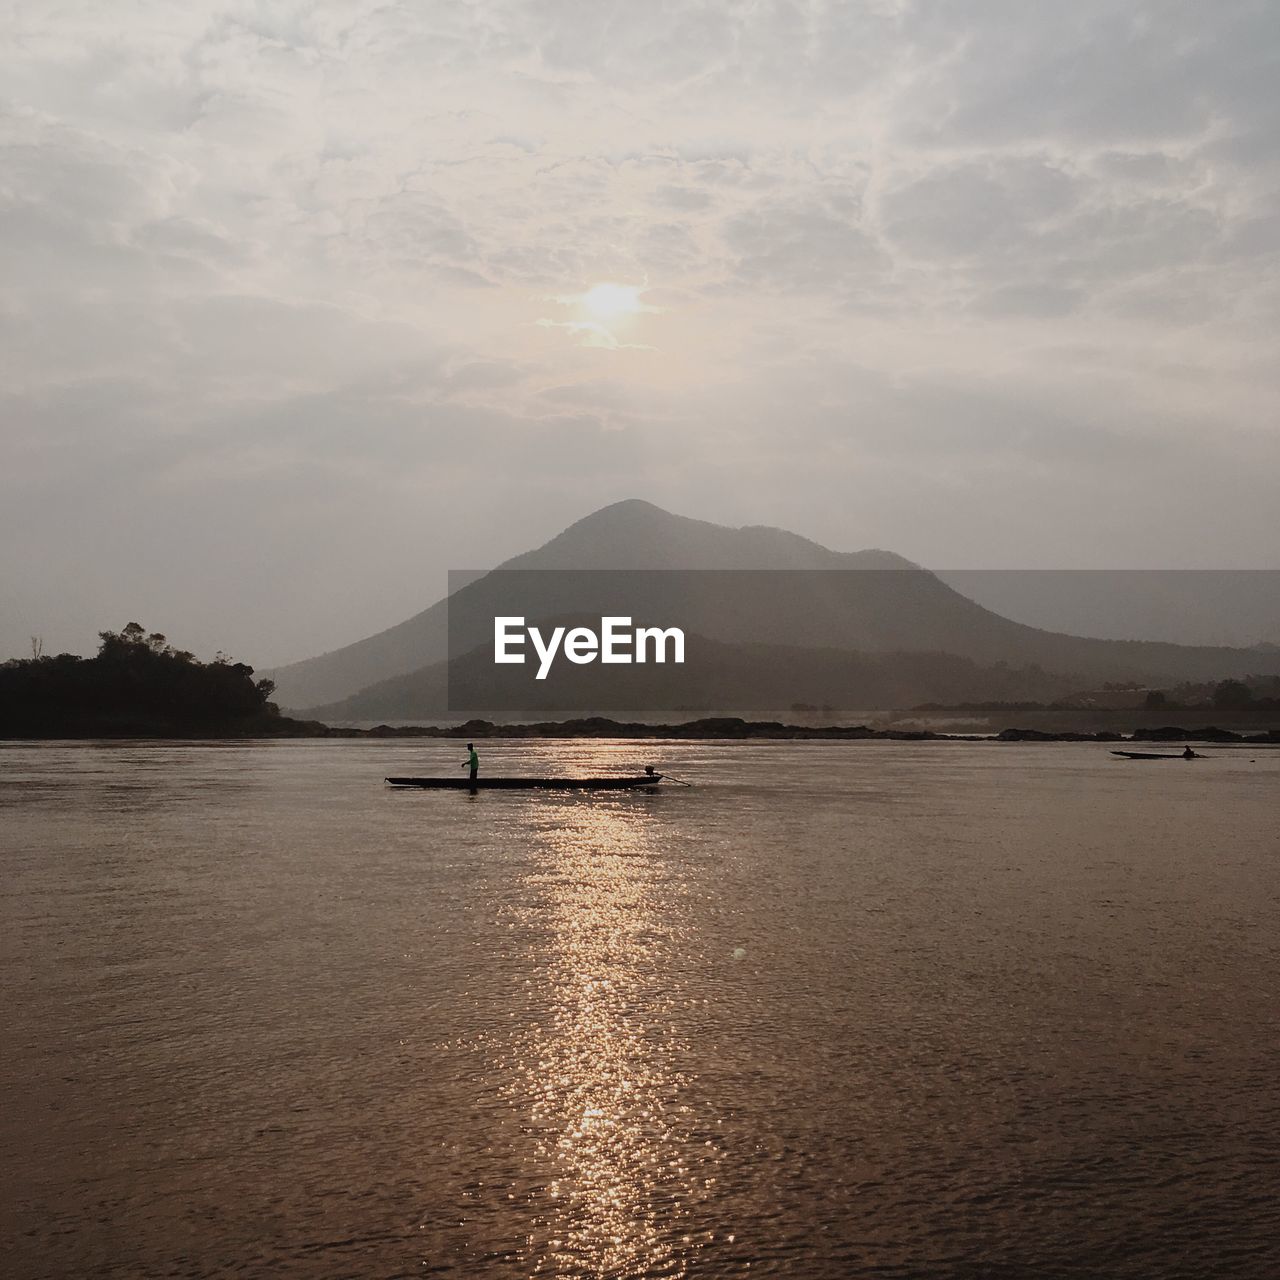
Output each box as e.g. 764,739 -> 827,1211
582,282 -> 642,320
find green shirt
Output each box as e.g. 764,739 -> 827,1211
467,749 -> 478,769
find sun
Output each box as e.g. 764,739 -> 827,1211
581,282 -> 643,320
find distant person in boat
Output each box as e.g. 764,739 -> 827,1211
1183,745 -> 1195,759
462,743 -> 479,781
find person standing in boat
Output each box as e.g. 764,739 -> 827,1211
462,742 -> 479,781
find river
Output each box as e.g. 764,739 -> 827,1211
2,739 -> 1277,1278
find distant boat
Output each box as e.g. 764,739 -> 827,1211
1111,750 -> 1201,760
385,773 -> 666,790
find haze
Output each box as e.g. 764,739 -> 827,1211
4,2 -> 1278,666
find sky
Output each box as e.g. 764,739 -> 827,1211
3,0 -> 1279,666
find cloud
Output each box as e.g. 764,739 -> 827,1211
3,0 -> 1280,663
535,318 -> 654,351
722,186 -> 887,295
880,159 -> 1079,259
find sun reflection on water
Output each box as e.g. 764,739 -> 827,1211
500,794 -> 720,1278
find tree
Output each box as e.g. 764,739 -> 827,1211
1211,679 -> 1253,710
1143,690 -> 1167,709
2,622 -> 279,735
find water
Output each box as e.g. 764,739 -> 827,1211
2,740 -> 1278,1279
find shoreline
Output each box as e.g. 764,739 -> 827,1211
4,716 -> 1278,745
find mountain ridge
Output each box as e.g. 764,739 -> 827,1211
265,499 -> 1280,712
264,499 -> 919,708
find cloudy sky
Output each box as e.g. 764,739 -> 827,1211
4,1 -> 1278,665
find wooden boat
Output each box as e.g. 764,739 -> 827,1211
1111,750 -> 1200,760
385,773 -> 665,790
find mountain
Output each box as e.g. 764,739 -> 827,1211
264,499 -> 913,708
265,499 -> 1280,714
498,498 -> 913,572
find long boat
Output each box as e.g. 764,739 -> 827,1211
385,773 -> 666,790
1111,750 -> 1200,760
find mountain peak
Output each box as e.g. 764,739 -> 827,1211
503,499 -> 917,571
587,497 -> 668,517
265,499 -> 919,706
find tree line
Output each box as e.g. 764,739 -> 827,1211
0,624 -> 280,736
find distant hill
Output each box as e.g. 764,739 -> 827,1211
266,499 -> 1280,715
265,499 -> 914,708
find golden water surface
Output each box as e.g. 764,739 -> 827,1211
2,739 -> 1278,1278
